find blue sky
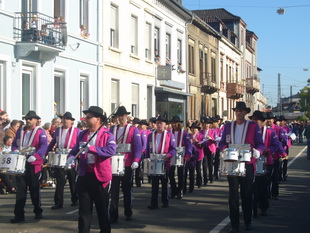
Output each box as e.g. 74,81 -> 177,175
182,0 -> 310,107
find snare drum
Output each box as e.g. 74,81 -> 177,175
48,152 -> 68,168
239,150 -> 251,162
256,157 -> 266,176
223,148 -> 239,162
220,161 -> 246,177
150,153 -> 166,160
0,153 -> 26,176
171,147 -> 185,167
143,159 -> 165,176
111,153 -> 125,176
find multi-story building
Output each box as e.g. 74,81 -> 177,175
0,0 -> 102,122
102,0 -> 191,121
187,14 -> 220,121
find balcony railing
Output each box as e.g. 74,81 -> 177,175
246,75 -> 260,94
226,81 -> 245,99
14,12 -> 67,49
201,72 -> 218,94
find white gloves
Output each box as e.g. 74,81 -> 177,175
66,157 -> 75,167
131,162 -> 139,170
27,155 -> 36,163
80,143 -> 90,153
252,148 -> 261,159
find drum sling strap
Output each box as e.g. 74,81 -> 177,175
19,126 -> 40,150
177,129 -> 184,148
262,126 -> 267,143
230,120 -> 249,145
113,124 -> 132,145
59,127 -> 74,150
152,130 -> 167,154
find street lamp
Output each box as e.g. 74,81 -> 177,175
277,8 -> 285,15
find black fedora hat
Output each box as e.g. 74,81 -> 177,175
232,102 -> 251,113
139,119 -> 148,125
202,117 -> 213,124
170,115 -> 183,123
215,115 -> 223,121
265,112 -> 275,119
149,117 -> 157,123
190,122 -> 201,130
83,106 -> 107,121
279,115 -> 287,121
249,110 -> 265,121
61,112 -> 75,121
132,117 -> 140,124
155,115 -> 168,123
24,110 -> 41,120
115,106 -> 130,116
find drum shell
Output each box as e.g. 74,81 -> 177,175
150,153 -> 166,160
48,152 -> 67,167
0,153 -> 26,176
223,150 -> 239,162
220,160 -> 246,177
144,159 -> 165,176
256,157 -> 266,176
111,154 -> 125,176
116,144 -> 131,153
239,150 -> 251,162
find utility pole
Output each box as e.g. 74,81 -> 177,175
290,85 -> 293,103
278,73 -> 282,115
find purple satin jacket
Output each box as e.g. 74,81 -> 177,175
46,126 -> 80,152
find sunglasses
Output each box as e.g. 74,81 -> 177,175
26,118 -> 34,121
85,115 -> 98,119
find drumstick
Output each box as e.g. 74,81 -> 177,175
74,103 -> 122,160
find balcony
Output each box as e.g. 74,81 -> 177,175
201,72 -> 218,94
14,12 -> 67,65
246,75 -> 260,94
226,81 -> 245,99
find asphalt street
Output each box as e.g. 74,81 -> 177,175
0,143 -> 309,233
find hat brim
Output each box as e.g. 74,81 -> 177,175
170,120 -> 183,123
83,110 -> 106,121
232,108 -> 251,113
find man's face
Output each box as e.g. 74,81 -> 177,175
85,113 -> 100,128
25,118 -> 38,128
252,117 -> 263,127
156,121 -> 166,131
171,122 -> 178,130
62,118 -> 73,129
266,119 -> 273,127
118,114 -> 128,125
235,109 -> 247,121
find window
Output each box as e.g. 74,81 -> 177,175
145,23 -> 151,59
132,84 -> 139,117
199,49 -> 203,79
22,65 -> 36,116
80,75 -> 89,118
80,0 -> 89,33
54,70 -> 65,115
54,0 -> 65,19
165,34 -> 171,65
177,39 -> 182,65
220,59 -> 223,82
204,52 -> 208,79
110,5 -> 118,47
188,44 -> 194,74
131,16 -> 138,55
211,55 -> 216,82
147,86 -> 152,119
0,62 -> 6,110
154,27 -> 160,63
22,0 -> 38,12
111,80 -> 119,112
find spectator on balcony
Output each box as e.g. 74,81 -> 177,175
30,14 -> 39,42
80,24 -> 90,39
21,20 -> 31,42
154,50 -> 161,65
40,24 -> 54,45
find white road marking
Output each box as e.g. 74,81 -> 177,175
209,145 -> 307,233
66,209 -> 78,215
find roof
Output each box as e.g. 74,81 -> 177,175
192,8 -> 241,23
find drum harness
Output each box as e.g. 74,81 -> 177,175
58,126 -> 74,151
19,126 -> 41,155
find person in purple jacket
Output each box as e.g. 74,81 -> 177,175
46,112 -> 80,209
146,115 -> 176,209
10,111 -> 48,223
219,102 -> 264,233
67,106 -> 116,233
168,115 -> 192,199
109,106 -> 142,223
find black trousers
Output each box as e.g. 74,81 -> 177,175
195,160 -> 203,187
203,147 -> 214,184
150,170 -> 169,207
77,173 -> 110,233
227,164 -> 254,229
213,149 -> 220,179
253,175 -> 269,213
110,167 -> 133,221
168,165 -> 184,196
268,159 -> 280,197
183,162 -> 195,193
14,163 -> 42,218
53,167 -> 78,206
134,159 -> 143,187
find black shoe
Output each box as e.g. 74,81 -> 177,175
35,213 -> 43,220
125,215 -> 132,221
169,193 -> 176,198
229,228 -> 239,233
244,224 -> 252,231
189,188 -> 194,193
51,204 -> 63,210
147,205 -> 158,210
177,191 -> 183,199
162,203 -> 169,208
71,202 -> 78,207
261,209 -> 267,216
283,177 -> 287,181
10,217 -> 25,223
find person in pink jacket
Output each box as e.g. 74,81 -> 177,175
67,106 -> 116,233
46,112 -> 80,209
10,111 -> 48,223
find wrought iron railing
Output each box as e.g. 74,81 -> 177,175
14,12 -> 67,49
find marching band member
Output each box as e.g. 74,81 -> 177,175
212,116 -> 222,180
67,106 -> 116,233
279,116 -> 291,181
219,102 -> 264,233
10,111 -> 48,223
109,106 -> 142,223
146,115 -> 176,209
250,111 -> 279,217
168,116 -> 192,199
200,117 -> 216,185
46,112 -> 80,209
186,122 -> 203,193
